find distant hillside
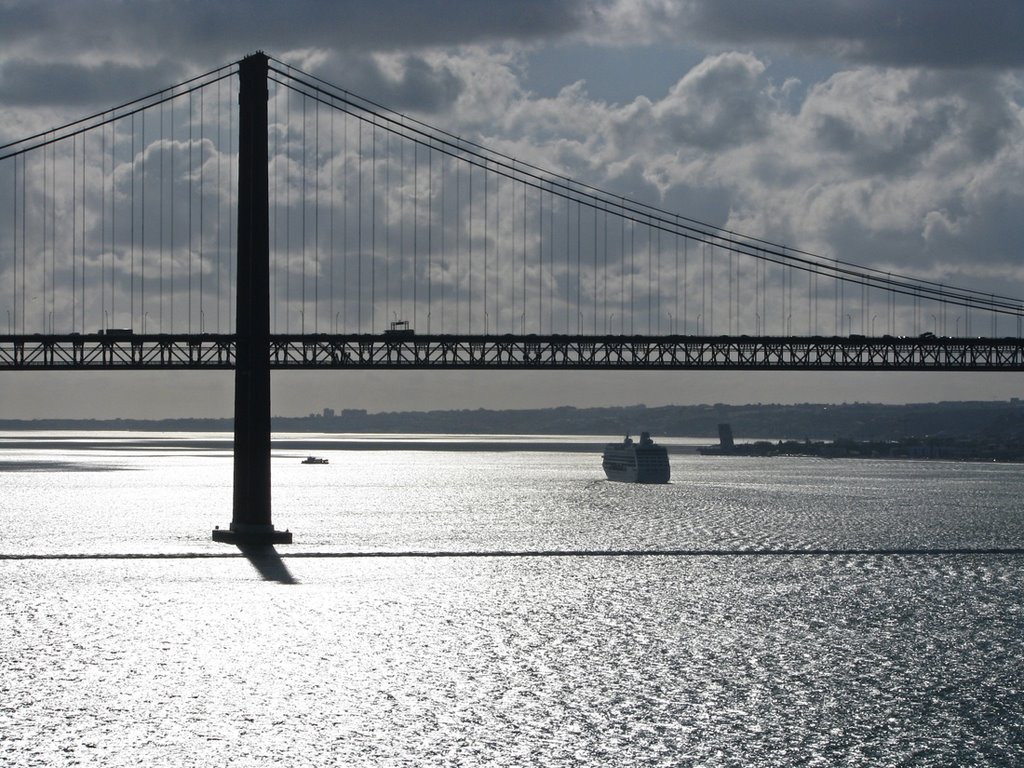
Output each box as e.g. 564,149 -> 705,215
2,399 -> 1022,441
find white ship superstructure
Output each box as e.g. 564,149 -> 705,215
602,432 -> 670,483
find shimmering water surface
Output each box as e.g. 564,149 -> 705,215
2,432 -> 1023,766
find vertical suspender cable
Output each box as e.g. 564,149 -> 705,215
755,251 -> 761,334
522,180 -> 527,334
711,242 -> 717,334
548,186 -> 553,333
371,118 -> 376,333
834,261 -> 840,335
674,229 -> 678,335
614,205 -> 622,335
454,150 -> 459,333
484,162 -> 488,333
357,118 -> 362,332
131,113 -> 136,330
728,244 -> 733,335
576,197 -> 581,334
510,167 -> 516,333
806,265 -> 811,335
72,137 -> 76,332
683,237 -> 688,333
629,219 -> 635,334
199,88 -> 204,331
399,134 -> 405,324
271,82 -> 278,333
538,183 -> 542,333
493,174 -> 497,333
314,98 -> 319,333
42,135 -> 47,331
13,155 -> 18,333
216,80 -> 222,332
593,204 -> 598,334
160,101 -> 165,331
383,126 -> 388,329
343,103 -> 348,331
10,155 -> 15,332
229,76 -> 235,330
141,107 -> 146,332
329,100 -> 334,331
656,229 -> 662,335
188,94 -> 193,332
602,207 -> 607,333
112,121 -> 117,328
22,151 -> 26,331
702,242 -> 708,335
301,95 -> 307,333
169,95 -> 175,331
564,189 -> 569,333
647,220 -> 652,334
50,143 -> 55,330
440,150 -> 445,331
81,129 -> 86,332
285,88 -> 291,334
427,142 -> 432,333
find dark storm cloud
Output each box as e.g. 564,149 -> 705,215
0,0 -> 593,110
2,0 -> 592,60
0,3 -> 48,42
0,59 -> 186,106
686,0 -> 1024,69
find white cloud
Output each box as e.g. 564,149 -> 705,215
432,49 -> 1024,290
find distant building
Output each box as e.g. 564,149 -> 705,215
323,408 -> 336,418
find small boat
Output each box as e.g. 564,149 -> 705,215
602,432 -> 670,483
301,456 -> 329,464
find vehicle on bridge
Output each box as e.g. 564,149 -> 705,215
384,320 -> 414,339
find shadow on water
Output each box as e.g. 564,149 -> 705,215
236,544 -> 298,584
0,460 -> 126,472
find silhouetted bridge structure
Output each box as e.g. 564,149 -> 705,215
2,332 -> 1023,371
2,53 -> 1022,543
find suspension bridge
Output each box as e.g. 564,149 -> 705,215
2,52 -> 1022,543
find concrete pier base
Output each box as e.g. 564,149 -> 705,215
212,522 -> 293,545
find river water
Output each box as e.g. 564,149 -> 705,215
2,432 -> 1023,766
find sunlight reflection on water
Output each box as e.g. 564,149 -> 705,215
2,435 -> 1023,765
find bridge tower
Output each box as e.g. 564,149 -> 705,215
213,52 -> 291,545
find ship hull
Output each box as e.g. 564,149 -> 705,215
601,447 -> 670,484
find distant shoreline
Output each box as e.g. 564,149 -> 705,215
1,398 -> 1022,441
0,430 -> 1020,463
0,433 -> 701,455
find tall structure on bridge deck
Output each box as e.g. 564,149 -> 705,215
212,53 -> 291,545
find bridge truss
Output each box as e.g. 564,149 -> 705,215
3,333 -> 1022,371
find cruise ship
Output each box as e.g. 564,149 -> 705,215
602,432 -> 671,483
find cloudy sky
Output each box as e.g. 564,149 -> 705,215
2,0 -> 1023,418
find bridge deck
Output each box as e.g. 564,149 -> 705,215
2,334 -> 1023,371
